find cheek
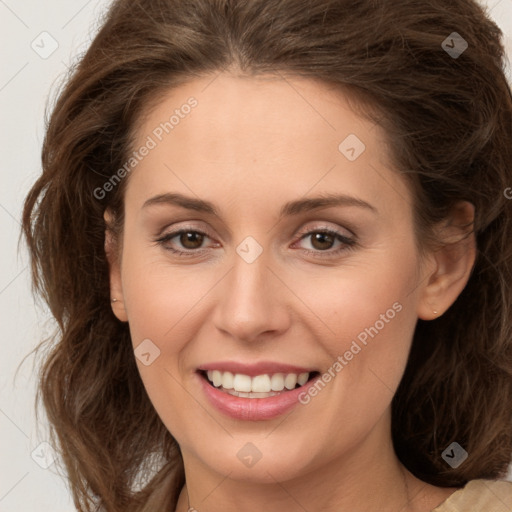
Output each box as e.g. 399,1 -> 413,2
292,246 -> 419,392
120,243 -> 215,345
119,244 -> 207,438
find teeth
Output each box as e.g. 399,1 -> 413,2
297,373 -> 309,386
205,370 -> 310,393
252,374 -> 271,393
233,374 -> 252,392
221,371 -> 234,389
284,373 -> 297,390
270,373 -> 285,391
212,370 -> 222,387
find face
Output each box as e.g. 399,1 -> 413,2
108,72 -> 437,484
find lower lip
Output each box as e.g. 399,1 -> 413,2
197,372 -> 320,421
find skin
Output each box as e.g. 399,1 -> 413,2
105,71 -> 475,512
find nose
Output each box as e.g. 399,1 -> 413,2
212,248 -> 291,343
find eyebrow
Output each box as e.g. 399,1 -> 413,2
142,192 -> 378,218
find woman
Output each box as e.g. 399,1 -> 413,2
21,0 -> 512,510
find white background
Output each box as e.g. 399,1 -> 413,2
1,0 -> 512,510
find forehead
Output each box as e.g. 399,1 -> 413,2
125,72 -> 411,221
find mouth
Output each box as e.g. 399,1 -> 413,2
198,369 -> 321,399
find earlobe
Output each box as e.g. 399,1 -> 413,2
110,296 -> 128,322
417,201 -> 476,321
104,209 -> 128,322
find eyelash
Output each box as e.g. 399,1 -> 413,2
154,225 -> 357,259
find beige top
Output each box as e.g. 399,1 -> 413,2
432,479 -> 512,511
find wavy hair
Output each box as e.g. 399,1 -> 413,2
21,0 -> 512,510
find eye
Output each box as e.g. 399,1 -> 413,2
155,228 -> 216,256
154,225 -> 357,259
293,227 -> 357,258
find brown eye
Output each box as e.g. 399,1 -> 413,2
156,228 -> 213,255
179,231 -> 205,249
309,232 -> 336,251
294,227 -> 357,259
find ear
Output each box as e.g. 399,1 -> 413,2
104,208 -> 128,322
417,201 -> 476,320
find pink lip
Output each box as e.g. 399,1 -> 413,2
197,371 -> 321,421
197,361 -> 315,376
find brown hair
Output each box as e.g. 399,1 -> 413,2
21,0 -> 512,510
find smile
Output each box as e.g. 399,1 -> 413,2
196,362 -> 322,420
204,370 -> 314,397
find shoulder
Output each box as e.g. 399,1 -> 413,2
432,479 -> 512,512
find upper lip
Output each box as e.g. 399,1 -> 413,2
197,361 -> 317,376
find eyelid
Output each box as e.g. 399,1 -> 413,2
294,221 -> 355,239
155,220 -> 357,259
156,221 -> 215,239
156,220 -> 353,244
